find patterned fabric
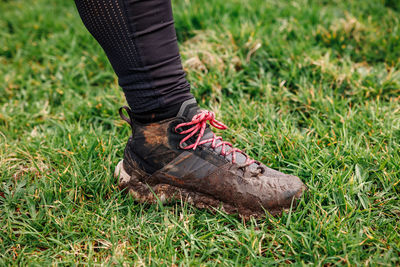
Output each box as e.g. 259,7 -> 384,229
74,0 -> 193,113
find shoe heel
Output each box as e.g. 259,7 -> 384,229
114,160 -> 132,186
114,160 -> 154,202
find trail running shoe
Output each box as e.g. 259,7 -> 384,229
114,98 -> 306,218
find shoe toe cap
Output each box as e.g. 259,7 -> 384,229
258,167 -> 306,211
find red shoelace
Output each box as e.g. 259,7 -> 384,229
175,110 -> 256,166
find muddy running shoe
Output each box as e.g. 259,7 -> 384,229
114,98 -> 306,217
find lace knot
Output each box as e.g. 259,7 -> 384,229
175,110 -> 256,166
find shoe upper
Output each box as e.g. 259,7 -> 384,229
120,98 -> 306,213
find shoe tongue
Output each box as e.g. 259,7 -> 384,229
176,98 -> 258,170
177,98 -> 200,120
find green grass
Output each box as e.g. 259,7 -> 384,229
1,0 -> 399,265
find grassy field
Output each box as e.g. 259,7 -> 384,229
1,0 -> 399,265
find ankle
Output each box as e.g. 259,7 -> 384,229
133,102 -> 183,123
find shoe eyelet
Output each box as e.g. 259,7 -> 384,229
177,143 -> 186,150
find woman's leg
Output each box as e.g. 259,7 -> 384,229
74,0 -> 194,122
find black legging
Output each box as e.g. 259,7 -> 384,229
74,0 -> 194,115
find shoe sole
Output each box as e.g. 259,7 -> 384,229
114,160 -> 286,218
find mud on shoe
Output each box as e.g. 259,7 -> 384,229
114,98 -> 306,218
